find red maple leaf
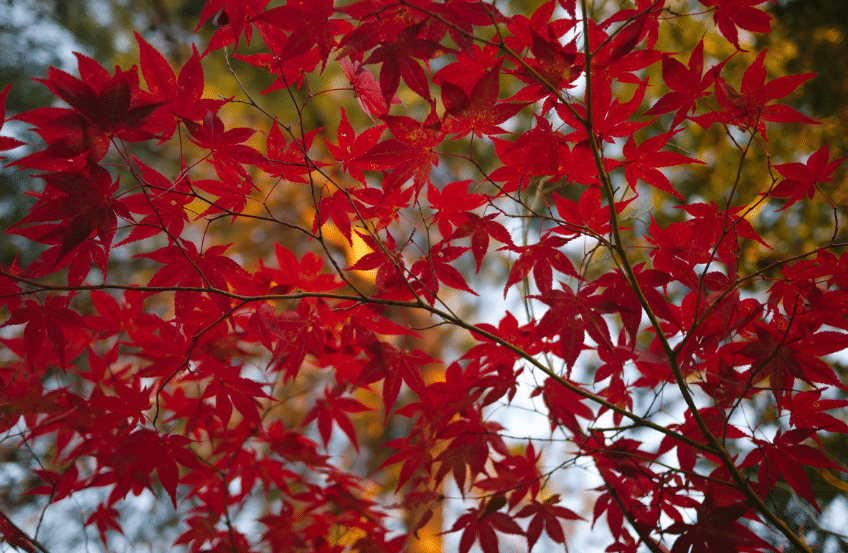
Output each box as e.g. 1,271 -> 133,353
106,429 -> 201,508
735,319 -> 848,406
185,110 -> 263,165
364,21 -> 447,103
504,234 -> 580,297
452,213 -> 515,273
692,49 -> 818,140
116,158 -> 192,247
743,428 -> 846,511
699,0 -> 772,50
85,504 -> 124,548
645,40 -> 719,128
0,511 -> 45,553
357,110 -> 443,191
771,145 -> 845,209
445,501 -> 523,553
666,482 -> 777,553
411,240 -> 478,300
357,343 -> 431,414
621,130 -> 705,198
34,52 -> 160,139
9,163 -> 127,268
325,107 -> 385,182
263,244 -> 345,293
136,33 -> 225,140
0,84 -> 26,158
441,69 -> 525,137
514,494 -> 583,550
136,240 -> 250,321
302,386 -> 372,452
557,79 -> 650,144
3,295 -> 87,370
195,0 -> 270,53
253,0 -> 347,65
534,377 -> 595,434
785,389 -> 848,434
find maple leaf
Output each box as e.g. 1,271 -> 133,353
645,40 -> 718,128
9,107 -> 109,171
699,0 -> 772,50
666,482 -> 777,553
503,234 -> 580,297
692,49 -> 817,140
556,79 -> 649,145
191,157 -> 257,218
85,504 -> 124,548
136,240 -> 250,321
356,110 -> 443,191
445,502 -> 524,553
591,13 -> 662,86
262,244 -> 345,293
325,107 -> 384,183
201,364 -> 273,426
2,3 -> 843,552
411,240 -> 478,299
0,511 -> 46,553
194,0 -> 270,53
314,189 -> 358,246
340,60 -> 400,121
302,386 -> 372,452
357,343 -> 431,414
515,495 -> 583,550
3,295 -> 87,370
364,21 -> 447,103
0,84 -> 26,158
186,110 -> 263,165
503,4 -> 581,103
734,319 -> 847,406
136,33 -> 225,140
33,52 -> 160,140
490,117 -> 562,191
9,163 -> 127,270
785,389 -> 848,434
106,429 -> 201,508
646,217 -> 714,289
622,130 -> 705,198
116,159 -> 192,247
261,123 -> 324,183
270,299 -> 332,381
253,0 -> 347,65
770,145 -> 845,209
743,428 -> 846,512
452,213 -> 515,273
441,69 -> 525,137
552,186 -> 633,238
535,377 -> 595,435
434,409 -> 508,494
427,180 -> 486,238
379,433 -> 434,493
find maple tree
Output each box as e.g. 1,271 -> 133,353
0,0 -> 847,552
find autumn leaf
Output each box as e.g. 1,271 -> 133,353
3,295 -> 86,370
33,52 -> 160,139
622,130 -> 705,198
699,0 -> 772,50
692,49 -> 817,140
0,84 -> 26,158
771,145 -> 845,209
504,234 -> 580,297
441,70 -> 525,137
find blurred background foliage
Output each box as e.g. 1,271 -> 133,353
0,0 -> 846,551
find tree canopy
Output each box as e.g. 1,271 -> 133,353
0,1 -> 847,552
